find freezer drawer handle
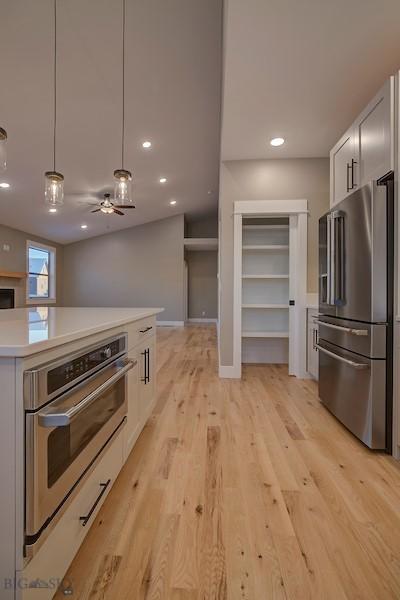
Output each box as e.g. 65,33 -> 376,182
315,344 -> 369,370
313,320 -> 368,336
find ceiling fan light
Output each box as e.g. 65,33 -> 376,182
0,127 -> 7,171
45,171 -> 64,206
114,168 -> 132,204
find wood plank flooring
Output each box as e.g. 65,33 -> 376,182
55,325 -> 400,599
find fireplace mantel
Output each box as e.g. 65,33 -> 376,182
0,270 -> 27,279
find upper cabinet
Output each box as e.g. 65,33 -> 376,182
330,126 -> 358,207
330,76 -> 395,207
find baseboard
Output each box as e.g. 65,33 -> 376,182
219,364 -> 241,379
157,320 -> 185,327
186,318 -> 218,324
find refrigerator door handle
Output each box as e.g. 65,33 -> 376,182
327,214 -> 333,305
315,344 -> 369,370
331,210 -> 345,305
313,320 -> 368,336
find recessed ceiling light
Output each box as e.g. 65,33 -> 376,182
169,199 -> 177,206
159,177 -> 167,184
0,182 -> 10,188
81,224 -> 88,229
270,137 -> 285,147
48,207 -> 57,213
142,141 -> 152,149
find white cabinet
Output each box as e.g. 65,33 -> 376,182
22,429 -> 124,600
330,76 -> 394,207
307,309 -> 318,380
330,126 -> 358,207
355,77 -> 394,187
124,348 -> 140,458
138,336 -> 156,423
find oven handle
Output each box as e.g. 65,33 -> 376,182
315,344 -> 369,370
313,319 -> 368,336
38,359 -> 136,427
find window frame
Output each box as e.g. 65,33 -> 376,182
26,240 -> 57,305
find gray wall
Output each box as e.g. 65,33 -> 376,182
219,157 -> 330,366
186,214 -> 218,238
186,250 -> 218,319
0,223 -> 63,307
62,215 -> 185,322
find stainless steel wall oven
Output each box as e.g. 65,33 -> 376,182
24,334 -> 134,558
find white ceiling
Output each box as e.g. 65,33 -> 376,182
221,0 -> 400,161
0,0 -> 222,243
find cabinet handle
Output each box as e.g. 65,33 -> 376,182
351,158 -> 357,189
79,479 -> 111,527
147,348 -> 150,384
139,326 -> 153,334
141,350 -> 147,383
346,163 -> 351,192
313,327 -> 318,350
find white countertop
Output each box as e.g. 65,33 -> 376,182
0,307 -> 163,357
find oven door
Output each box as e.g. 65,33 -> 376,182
25,356 -> 134,541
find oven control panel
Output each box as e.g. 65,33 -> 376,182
47,337 -> 126,395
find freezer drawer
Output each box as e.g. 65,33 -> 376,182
316,316 -> 386,359
317,340 -> 386,449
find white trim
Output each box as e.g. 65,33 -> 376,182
186,318 -> 218,323
234,199 -> 308,216
232,212 -> 243,379
230,199 -> 308,379
26,240 -> 57,305
156,320 -> 185,327
219,364 -> 241,378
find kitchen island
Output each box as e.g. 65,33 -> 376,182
0,307 -> 163,600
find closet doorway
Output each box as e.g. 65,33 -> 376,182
233,200 -> 308,379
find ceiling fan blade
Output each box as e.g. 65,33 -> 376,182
114,205 -> 136,209
113,208 -> 125,216
91,208 -> 101,213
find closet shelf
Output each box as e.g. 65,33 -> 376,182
242,245 -> 289,251
242,274 -> 289,279
242,331 -> 289,338
242,303 -> 289,309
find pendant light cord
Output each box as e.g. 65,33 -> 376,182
53,0 -> 57,172
122,0 -> 126,168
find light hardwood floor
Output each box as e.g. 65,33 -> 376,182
56,325 -> 400,599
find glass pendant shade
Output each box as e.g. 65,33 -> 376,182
45,171 -> 64,206
114,169 -> 132,204
0,128 -> 7,171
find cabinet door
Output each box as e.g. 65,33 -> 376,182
355,77 -> 394,186
330,127 -> 357,207
124,349 -> 140,457
138,337 -> 156,424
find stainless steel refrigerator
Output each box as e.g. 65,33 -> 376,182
318,175 -> 393,451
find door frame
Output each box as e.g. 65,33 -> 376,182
233,199 -> 308,379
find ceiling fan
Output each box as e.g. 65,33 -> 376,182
90,193 -> 135,216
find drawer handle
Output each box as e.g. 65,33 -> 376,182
315,344 -> 369,370
314,319 -> 368,336
139,326 -> 153,333
79,479 -> 111,527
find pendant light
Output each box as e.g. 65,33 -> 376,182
45,0 -> 64,207
0,127 -> 7,171
113,0 -> 132,205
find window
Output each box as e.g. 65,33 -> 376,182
27,242 -> 56,303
